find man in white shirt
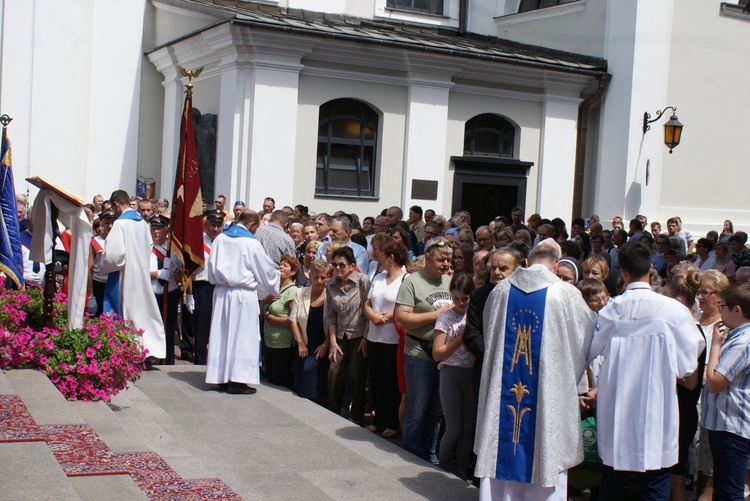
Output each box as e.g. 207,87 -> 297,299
589,241 -> 705,499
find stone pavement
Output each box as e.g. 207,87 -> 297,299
0,366 -> 477,500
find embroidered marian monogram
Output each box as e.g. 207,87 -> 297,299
507,382 -> 531,454
511,324 -> 533,374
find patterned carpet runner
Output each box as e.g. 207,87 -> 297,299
0,394 -> 241,500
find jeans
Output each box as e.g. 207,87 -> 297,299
709,429 -> 750,501
599,465 -> 671,500
402,354 -> 442,464
438,365 -> 475,476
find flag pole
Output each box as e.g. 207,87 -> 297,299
164,66 -> 205,359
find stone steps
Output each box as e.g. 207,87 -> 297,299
2,365 -> 477,500
0,369 -> 146,501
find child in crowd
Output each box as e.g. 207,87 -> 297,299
432,272 -> 475,481
703,282 -> 750,500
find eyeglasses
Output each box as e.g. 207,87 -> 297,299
586,295 -> 610,306
697,290 -> 716,297
332,262 -> 350,269
235,201 -> 245,206
717,303 -> 729,311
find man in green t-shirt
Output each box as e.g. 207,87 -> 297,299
396,237 -> 453,464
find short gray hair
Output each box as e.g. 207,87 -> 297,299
334,216 -> 351,231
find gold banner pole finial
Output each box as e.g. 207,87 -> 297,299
177,66 -> 205,96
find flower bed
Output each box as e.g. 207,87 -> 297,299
0,287 -> 148,402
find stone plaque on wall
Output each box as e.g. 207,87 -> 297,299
410,179 -> 438,200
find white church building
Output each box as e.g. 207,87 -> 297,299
1,0 -> 748,232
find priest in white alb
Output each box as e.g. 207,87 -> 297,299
475,239 -> 597,500
205,210 -> 279,395
98,190 -> 166,361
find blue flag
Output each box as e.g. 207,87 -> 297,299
0,127 -> 24,288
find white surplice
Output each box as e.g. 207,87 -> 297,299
98,209 -> 166,359
589,282 -> 705,472
205,228 -> 279,385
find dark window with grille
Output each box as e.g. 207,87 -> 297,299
387,0 -> 444,15
316,99 -> 378,196
463,114 -> 515,158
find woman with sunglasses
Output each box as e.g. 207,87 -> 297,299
395,237 -> 453,464
325,247 -> 370,425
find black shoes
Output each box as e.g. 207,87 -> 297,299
227,381 -> 257,395
145,356 -> 160,369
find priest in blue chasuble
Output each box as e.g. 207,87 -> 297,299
475,239 -> 597,500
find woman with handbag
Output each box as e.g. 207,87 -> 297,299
291,260 -> 330,403
364,241 -> 408,438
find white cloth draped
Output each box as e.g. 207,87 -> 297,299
30,190 -> 92,329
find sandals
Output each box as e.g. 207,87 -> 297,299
382,428 -> 398,439
365,425 -> 379,433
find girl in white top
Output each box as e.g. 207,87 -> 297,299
433,272 -> 475,481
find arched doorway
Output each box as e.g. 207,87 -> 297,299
452,114 -> 532,228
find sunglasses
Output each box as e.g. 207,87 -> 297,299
425,240 -> 452,252
332,262 -> 350,269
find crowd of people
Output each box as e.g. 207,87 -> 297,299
16,191 -> 750,500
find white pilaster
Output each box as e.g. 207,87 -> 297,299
536,93 -> 580,220
194,28 -> 311,209
243,35 -> 310,209
402,60 -> 457,213
147,47 -> 183,201
595,0 -> 674,222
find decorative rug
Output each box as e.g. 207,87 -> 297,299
0,394 -> 241,500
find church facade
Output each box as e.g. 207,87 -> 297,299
2,0 -> 747,232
